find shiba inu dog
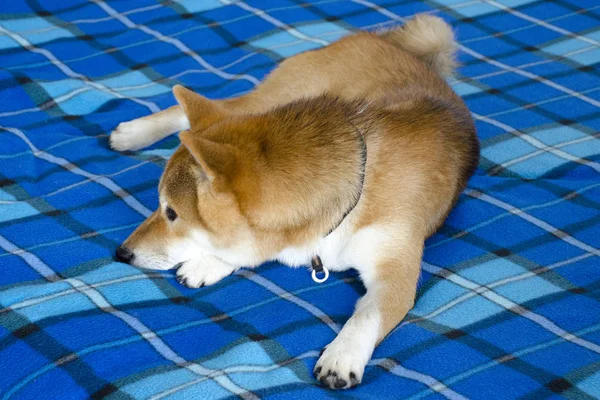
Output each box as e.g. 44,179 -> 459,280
111,14 -> 479,389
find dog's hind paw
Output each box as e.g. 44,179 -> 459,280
110,120 -> 153,151
175,256 -> 238,288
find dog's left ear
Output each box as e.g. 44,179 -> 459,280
173,85 -> 225,131
179,130 -> 237,191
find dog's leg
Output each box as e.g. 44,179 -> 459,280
110,105 -> 189,151
176,255 -> 239,288
314,234 -> 422,389
111,48 -> 332,151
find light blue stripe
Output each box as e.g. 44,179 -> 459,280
0,189 -> 16,200
98,70 -> 154,88
80,262 -> 142,285
203,342 -> 275,370
1,16 -> 56,32
495,276 -> 562,303
59,90 -> 117,115
0,280 -> 73,308
0,202 -> 39,222
123,343 -> 302,399
228,367 -> 299,392
432,295 -> 506,328
120,84 -> 171,98
119,368 -> 199,399
39,79 -> 85,98
453,82 -> 483,96
250,30 -> 297,49
508,152 -> 565,178
141,148 -> 176,158
19,292 -> 97,321
562,139 -> 600,159
434,0 -> 479,4
543,37 -> 590,56
275,41 -> 322,57
529,125 -> 587,146
481,137 -> 538,164
451,3 -> 497,18
411,279 -> 468,317
0,35 -> 17,50
0,19 -> 74,49
460,259 -> 527,286
568,48 -> 600,66
297,21 -> 348,41
500,0 -> 542,6
175,0 -> 225,13
579,369 -> 600,396
99,279 -> 168,307
167,380 -> 230,400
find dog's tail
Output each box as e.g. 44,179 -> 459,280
377,14 -> 457,77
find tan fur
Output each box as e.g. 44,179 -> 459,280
114,14 -> 479,389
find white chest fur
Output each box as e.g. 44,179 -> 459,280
275,223 -> 353,272
275,220 -> 396,289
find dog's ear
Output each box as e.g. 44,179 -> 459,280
179,130 -> 237,190
172,85 -> 225,130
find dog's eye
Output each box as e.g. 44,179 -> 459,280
165,206 -> 177,221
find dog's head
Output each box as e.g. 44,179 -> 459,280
117,86 -> 365,270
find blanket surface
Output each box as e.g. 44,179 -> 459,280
1,0 -> 599,399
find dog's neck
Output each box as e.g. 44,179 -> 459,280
275,122 -> 367,278
310,124 -> 367,283
308,119 -> 368,280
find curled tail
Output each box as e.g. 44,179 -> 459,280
378,14 -> 457,77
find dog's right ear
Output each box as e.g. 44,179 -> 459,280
179,130 -> 238,192
173,85 -> 225,131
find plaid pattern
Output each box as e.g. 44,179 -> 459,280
1,0 -> 599,398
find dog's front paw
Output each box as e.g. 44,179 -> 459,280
110,120 -> 153,151
314,337 -> 370,389
175,256 -> 238,288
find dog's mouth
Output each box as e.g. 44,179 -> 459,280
115,247 -> 185,271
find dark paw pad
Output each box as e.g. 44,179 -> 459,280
315,369 -> 356,390
349,372 -> 359,386
176,275 -> 188,286
176,274 -> 204,289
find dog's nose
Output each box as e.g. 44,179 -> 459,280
115,245 -> 134,264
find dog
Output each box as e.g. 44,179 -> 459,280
111,14 -> 479,389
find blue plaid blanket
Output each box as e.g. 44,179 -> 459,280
1,0 -> 599,399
